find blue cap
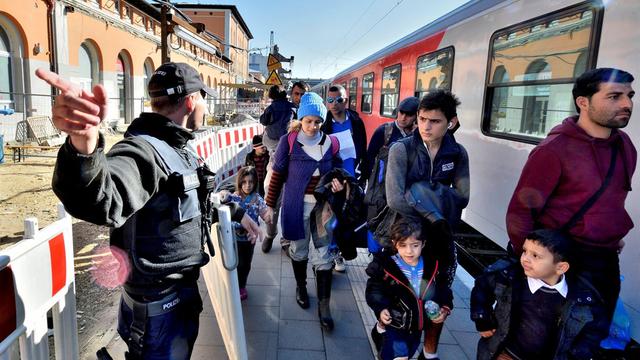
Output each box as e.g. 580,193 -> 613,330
297,92 -> 327,120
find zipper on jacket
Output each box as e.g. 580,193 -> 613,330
424,144 -> 435,184
383,270 -> 424,330
383,260 -> 438,332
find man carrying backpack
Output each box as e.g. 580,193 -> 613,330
362,97 -> 419,255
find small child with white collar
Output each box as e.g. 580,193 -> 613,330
471,229 -> 608,360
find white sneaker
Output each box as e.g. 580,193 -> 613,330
333,255 -> 346,272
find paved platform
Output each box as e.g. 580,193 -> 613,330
189,242 -> 480,360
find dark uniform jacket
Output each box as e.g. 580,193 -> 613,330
52,113 -> 245,298
366,251 -> 452,333
470,259 -> 609,360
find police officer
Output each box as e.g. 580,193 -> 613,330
36,63 -> 262,359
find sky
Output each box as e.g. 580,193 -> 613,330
172,0 -> 470,79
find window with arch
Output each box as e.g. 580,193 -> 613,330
143,58 -> 154,98
78,44 -> 94,91
483,4 -> 601,142
0,26 -> 12,104
490,66 -> 510,130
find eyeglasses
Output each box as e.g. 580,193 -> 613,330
326,96 -> 345,104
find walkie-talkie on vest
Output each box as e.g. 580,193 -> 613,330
197,166 -> 217,257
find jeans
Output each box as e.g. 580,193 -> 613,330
288,200 -> 333,271
380,326 -> 422,360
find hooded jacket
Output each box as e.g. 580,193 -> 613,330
507,116 -> 637,252
260,98 -> 296,148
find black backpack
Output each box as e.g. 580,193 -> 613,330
363,123 -> 396,224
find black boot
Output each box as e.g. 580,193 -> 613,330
292,260 -> 309,309
316,269 -> 334,331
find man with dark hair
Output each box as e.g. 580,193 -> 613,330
321,84 -> 367,181
260,84 -> 296,253
36,63 -> 261,359
321,84 -> 368,272
291,81 -> 309,108
507,67 -> 636,346
385,90 -> 470,360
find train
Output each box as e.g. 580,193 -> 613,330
313,0 -> 640,338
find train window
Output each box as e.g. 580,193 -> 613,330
349,77 -> 357,111
483,4 -> 601,143
380,64 -> 401,118
415,47 -> 454,99
361,72 -> 374,113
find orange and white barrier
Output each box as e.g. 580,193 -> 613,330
0,204 -> 79,360
190,123 -> 264,190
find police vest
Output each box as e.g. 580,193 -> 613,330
117,134 -> 209,297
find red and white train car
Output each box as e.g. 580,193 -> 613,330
317,0 -> 640,337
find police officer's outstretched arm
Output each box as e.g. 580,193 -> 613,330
36,69 -> 166,227
36,68 -> 107,155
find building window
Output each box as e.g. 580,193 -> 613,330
483,4 -> 600,142
77,44 -> 94,91
0,26 -> 12,104
415,47 -> 454,99
380,64 -> 401,118
143,58 -> 154,98
348,77 -> 357,111
361,72 -> 374,114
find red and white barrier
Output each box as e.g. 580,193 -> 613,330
0,204 -> 79,360
190,123 -> 263,189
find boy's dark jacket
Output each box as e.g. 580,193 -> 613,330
470,258 -> 609,360
366,251 -> 453,333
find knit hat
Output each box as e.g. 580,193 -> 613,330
297,92 -> 327,120
252,135 -> 264,149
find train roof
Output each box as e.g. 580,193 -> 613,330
333,0 -> 505,79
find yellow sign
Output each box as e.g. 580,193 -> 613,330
267,54 -> 282,72
265,70 -> 282,86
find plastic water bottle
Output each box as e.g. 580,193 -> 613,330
424,300 -> 440,320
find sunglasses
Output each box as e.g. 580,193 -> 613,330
326,96 -> 345,104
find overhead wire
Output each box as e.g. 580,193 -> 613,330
308,0 -> 378,76
318,0 -> 406,78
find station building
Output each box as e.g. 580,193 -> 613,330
0,0 -> 253,141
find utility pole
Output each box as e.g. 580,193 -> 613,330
160,3 -> 173,63
269,31 -> 274,54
